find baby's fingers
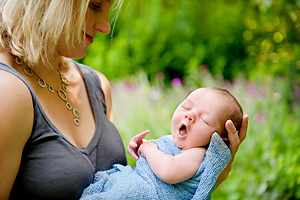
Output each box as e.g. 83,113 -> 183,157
132,130 -> 150,143
127,141 -> 138,160
127,130 -> 150,160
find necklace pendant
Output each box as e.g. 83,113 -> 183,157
24,67 -> 34,76
73,108 -> 81,119
73,108 -> 81,126
48,85 -> 55,93
38,78 -> 47,88
58,89 -> 68,101
61,76 -> 70,85
15,57 -> 23,65
62,85 -> 67,92
66,102 -> 72,110
74,118 -> 80,126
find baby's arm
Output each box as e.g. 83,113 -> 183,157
139,141 -> 206,184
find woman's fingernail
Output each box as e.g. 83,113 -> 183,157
229,122 -> 234,129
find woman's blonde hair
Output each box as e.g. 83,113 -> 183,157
0,0 -> 123,67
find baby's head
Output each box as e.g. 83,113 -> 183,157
209,87 -> 243,145
171,87 -> 243,150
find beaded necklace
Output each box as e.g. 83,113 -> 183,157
13,56 -> 81,126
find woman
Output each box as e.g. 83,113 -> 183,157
0,0 -> 248,199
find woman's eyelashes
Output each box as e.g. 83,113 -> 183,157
90,2 -> 103,11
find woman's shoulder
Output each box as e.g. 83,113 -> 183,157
0,67 -> 34,140
93,70 -> 111,95
0,65 -> 33,102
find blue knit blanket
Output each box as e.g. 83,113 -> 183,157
80,132 -> 231,200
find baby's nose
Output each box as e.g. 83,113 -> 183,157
184,112 -> 196,123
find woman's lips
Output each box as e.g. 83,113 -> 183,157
86,35 -> 94,44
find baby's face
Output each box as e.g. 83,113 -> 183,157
171,88 -> 230,150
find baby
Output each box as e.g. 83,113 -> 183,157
81,87 -> 243,200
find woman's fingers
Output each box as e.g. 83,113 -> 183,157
239,114 -> 249,143
216,114 -> 249,187
225,119 -> 239,156
225,114 -> 249,157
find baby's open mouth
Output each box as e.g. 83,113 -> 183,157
179,124 -> 187,136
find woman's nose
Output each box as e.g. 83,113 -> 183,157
184,112 -> 196,123
95,20 -> 111,34
94,10 -> 111,34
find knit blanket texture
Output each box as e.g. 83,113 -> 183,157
80,132 -> 231,200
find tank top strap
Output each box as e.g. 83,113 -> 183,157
73,61 -> 107,114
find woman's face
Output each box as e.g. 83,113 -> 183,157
56,0 -> 114,59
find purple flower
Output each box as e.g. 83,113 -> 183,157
171,78 -> 182,87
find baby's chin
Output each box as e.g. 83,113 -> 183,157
172,138 -> 185,149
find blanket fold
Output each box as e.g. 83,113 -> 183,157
80,132 -> 231,200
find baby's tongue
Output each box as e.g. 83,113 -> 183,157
179,126 -> 187,136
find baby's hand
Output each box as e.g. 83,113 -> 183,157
127,130 -> 150,160
138,141 -> 158,158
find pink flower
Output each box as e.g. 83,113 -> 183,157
171,78 -> 182,87
254,114 -> 261,123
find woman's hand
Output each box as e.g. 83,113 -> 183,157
216,114 -> 249,187
127,130 -> 150,160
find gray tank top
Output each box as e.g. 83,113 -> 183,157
0,62 -> 127,200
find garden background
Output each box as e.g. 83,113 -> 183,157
76,0 -> 300,199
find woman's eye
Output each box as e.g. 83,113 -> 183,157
90,3 -> 102,11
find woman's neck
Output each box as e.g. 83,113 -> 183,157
0,48 -> 15,67
32,54 -> 68,90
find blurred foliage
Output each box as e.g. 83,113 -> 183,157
111,71 -> 300,200
78,0 -> 300,84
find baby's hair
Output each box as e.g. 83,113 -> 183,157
209,87 -> 243,138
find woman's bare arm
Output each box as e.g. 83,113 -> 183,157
0,71 -> 33,199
